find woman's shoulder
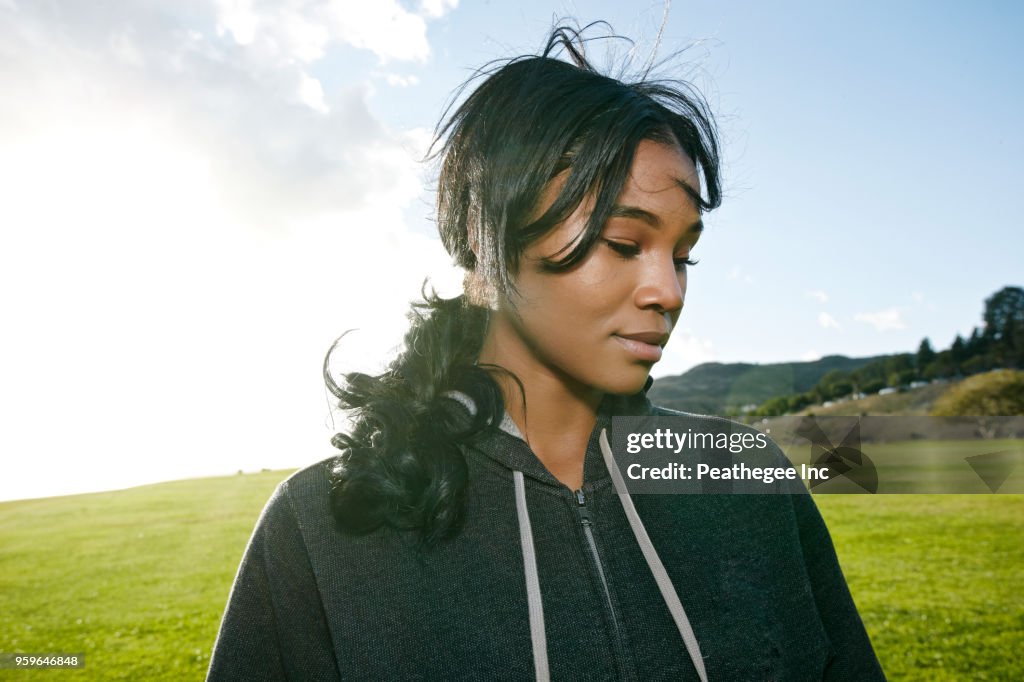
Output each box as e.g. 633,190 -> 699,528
279,455 -> 336,495
645,402 -> 776,440
249,457 -> 340,543
642,403 -> 797,474
648,403 -> 754,427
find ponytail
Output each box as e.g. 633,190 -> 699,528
324,291 -> 503,546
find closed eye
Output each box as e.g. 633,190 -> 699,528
674,256 -> 698,272
603,239 -> 640,259
606,239 -> 699,272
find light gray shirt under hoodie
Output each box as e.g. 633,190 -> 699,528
206,386 -> 886,681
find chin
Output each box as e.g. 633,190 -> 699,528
595,365 -> 653,396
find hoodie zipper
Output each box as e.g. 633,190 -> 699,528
575,488 -> 630,678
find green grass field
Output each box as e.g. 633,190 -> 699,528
778,439 -> 1024,494
1,469 -> 1021,680
0,470 -> 286,680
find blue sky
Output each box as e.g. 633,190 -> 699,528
307,0 -> 1024,367
1,0 -> 1021,500
364,1 -> 1024,368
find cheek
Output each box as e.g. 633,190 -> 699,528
516,282 -> 588,342
516,266 -> 623,335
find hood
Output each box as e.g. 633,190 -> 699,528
459,377 -> 656,485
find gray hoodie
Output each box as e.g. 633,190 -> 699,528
207,390 -> 885,680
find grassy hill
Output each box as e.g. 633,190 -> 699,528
0,470 -> 288,680
650,354 -> 886,415
786,369 -> 1023,418
796,381 -> 952,416
1,469 -> 1022,679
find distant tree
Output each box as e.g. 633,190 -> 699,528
851,363 -> 885,389
1007,302 -> 1024,367
887,369 -> 916,388
861,379 -> 886,394
931,370 -> 1024,416
967,327 -> 986,356
983,286 -> 1024,368
883,354 -> 914,381
754,395 -> 791,417
817,369 -> 853,400
829,379 -> 853,399
923,351 -> 953,380
962,355 -> 992,376
916,338 -> 936,373
983,286 -> 1024,341
950,334 -> 967,374
789,392 -> 814,412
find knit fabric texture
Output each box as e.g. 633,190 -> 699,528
206,391 -> 886,681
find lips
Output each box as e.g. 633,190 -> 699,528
613,330 -> 670,362
616,331 -> 670,346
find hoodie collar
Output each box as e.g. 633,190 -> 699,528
460,379 -> 655,488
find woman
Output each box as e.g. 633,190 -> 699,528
207,26 -> 885,681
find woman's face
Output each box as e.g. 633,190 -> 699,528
491,138 -> 704,397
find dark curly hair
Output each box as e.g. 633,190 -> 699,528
325,23 -> 722,547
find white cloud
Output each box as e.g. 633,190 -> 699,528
213,0 -> 446,65
654,329 -> 716,377
0,1 -> 459,501
854,307 -> 907,332
0,2 -> 448,228
385,73 -> 420,87
298,71 -> 329,112
420,0 -> 458,19
817,312 -> 840,329
321,1 -> 435,63
806,290 -> 828,304
801,349 -> 822,361
216,0 -> 260,46
911,291 -> 924,303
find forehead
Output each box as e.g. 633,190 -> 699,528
620,139 -> 701,214
524,137 -> 703,255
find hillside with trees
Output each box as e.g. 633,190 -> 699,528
648,355 -> 885,415
650,286 -> 1024,417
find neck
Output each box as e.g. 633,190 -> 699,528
478,313 -> 603,490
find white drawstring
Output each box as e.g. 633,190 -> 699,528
511,429 -> 709,682
599,429 -> 709,682
513,470 -> 550,681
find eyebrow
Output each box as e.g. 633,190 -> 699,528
607,204 -> 704,235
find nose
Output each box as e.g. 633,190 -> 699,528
634,256 -> 685,314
